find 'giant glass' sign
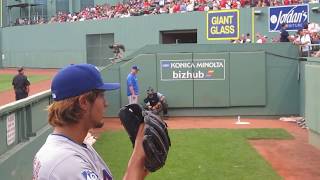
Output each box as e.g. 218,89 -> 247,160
207,10 -> 239,40
269,4 -> 309,32
160,60 -> 225,81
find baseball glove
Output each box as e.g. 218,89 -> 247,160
118,104 -> 171,172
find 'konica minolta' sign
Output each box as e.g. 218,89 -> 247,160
269,4 -> 309,32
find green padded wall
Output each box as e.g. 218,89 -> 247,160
230,51 -> 266,106
299,61 -> 306,117
193,53 -> 230,107
30,99 -> 50,132
0,127 -> 51,180
305,62 -> 320,133
265,54 -> 299,115
102,43 -> 300,116
304,59 -> 320,149
157,53 -> 193,108
101,65 -> 122,117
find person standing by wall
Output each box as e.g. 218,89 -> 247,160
12,67 -> 30,100
127,66 -> 140,104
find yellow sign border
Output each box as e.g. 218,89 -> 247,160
206,9 -> 240,41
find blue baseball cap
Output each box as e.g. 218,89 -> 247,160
51,64 -> 120,101
132,65 -> 140,70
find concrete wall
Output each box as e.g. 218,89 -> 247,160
1,4 -> 319,68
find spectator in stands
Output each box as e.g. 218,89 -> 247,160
256,33 -> 267,43
280,23 -> 290,42
180,2 -> 187,12
246,33 -> 251,43
12,67 -> 30,101
11,0 -> 320,26
270,0 -> 281,6
239,34 -> 246,43
173,1 -> 181,13
313,50 -> 320,57
160,5 -> 169,13
294,29 -> 312,56
212,0 -> 220,10
186,2 -> 195,11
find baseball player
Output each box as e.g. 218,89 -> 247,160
143,87 -> 168,118
33,64 -> 148,180
127,65 -> 140,104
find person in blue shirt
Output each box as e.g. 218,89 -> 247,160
127,65 -> 140,104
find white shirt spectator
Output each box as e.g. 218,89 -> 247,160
186,3 -> 194,11
159,0 -> 165,6
212,1 -> 220,10
226,1 -> 231,9
169,6 -> 174,13
236,1 -> 241,9
160,6 -> 168,13
299,34 -> 311,52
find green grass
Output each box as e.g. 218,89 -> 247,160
94,128 -> 293,180
0,74 -> 50,92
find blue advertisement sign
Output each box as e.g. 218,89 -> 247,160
207,10 -> 239,40
269,4 -> 309,32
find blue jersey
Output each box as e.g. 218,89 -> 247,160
127,73 -> 139,96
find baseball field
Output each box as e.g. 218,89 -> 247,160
88,117 -> 320,180
94,128 -> 292,180
0,68 -> 57,105
0,74 -> 50,92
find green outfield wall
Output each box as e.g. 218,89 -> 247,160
1,4 -> 319,68
305,58 -> 320,150
102,43 -> 302,117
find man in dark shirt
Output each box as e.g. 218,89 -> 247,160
280,23 -> 290,42
12,67 -> 30,100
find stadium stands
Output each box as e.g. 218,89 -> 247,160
13,0 -> 320,26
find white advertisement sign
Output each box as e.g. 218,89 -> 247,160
6,113 -> 16,146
